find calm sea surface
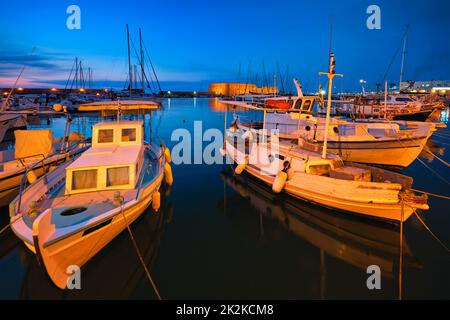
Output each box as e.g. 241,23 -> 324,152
0,98 -> 449,299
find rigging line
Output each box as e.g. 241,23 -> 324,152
142,41 -> 162,93
129,36 -> 152,93
411,188 -> 450,200
414,211 -> 450,252
381,31 -> 407,83
4,47 -> 36,109
64,58 -> 77,92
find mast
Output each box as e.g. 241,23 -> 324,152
319,52 -> 343,159
126,24 -> 132,97
139,27 -> 145,95
399,27 -> 408,91
384,80 -> 388,118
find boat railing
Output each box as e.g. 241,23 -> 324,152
17,153 -> 46,167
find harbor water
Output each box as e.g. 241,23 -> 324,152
0,98 -> 449,299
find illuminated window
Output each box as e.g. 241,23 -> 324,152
72,169 -> 97,190
106,166 -> 130,186
98,129 -> 114,143
121,128 -> 136,142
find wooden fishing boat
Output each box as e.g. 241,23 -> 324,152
223,53 -> 429,223
0,130 -> 88,207
10,120 -> 170,289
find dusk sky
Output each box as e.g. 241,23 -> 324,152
1,0 -> 449,91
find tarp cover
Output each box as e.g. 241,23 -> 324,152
14,130 -> 55,159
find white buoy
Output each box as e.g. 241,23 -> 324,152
272,170 -> 287,193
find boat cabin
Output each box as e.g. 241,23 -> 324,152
265,96 -> 316,113
65,121 -> 144,195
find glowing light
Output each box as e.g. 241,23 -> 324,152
168,91 -> 171,95
433,87 -> 450,91
359,79 -> 366,84
193,91 -> 197,95
18,87 -> 24,91
3,92 -> 8,95
96,93 -> 100,96
104,88 -> 108,92
320,90 -> 326,95
79,88 -> 85,92
50,88 -> 57,92
431,89 -> 436,93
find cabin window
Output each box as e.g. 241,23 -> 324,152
122,128 -> 137,142
98,129 -> 114,143
301,100 -> 312,111
72,169 -> 98,190
106,166 -> 130,187
293,99 -> 302,109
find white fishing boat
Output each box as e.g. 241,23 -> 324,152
0,113 -> 27,143
223,53 -> 429,223
0,130 -> 88,207
10,119 -> 171,289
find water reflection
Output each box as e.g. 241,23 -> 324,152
220,168 -> 422,286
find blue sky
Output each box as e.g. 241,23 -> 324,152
0,0 -> 449,91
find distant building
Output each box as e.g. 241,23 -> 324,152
208,82 -> 278,96
400,80 -> 450,93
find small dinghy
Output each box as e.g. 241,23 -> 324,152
10,120 -> 170,289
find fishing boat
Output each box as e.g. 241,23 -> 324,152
10,119 -> 171,289
223,53 -> 429,223
0,113 -> 27,143
0,129 -> 88,207
334,94 -> 444,121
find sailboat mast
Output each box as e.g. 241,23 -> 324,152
126,24 -> 132,97
399,28 -> 408,91
139,27 -> 145,95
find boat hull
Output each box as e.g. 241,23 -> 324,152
392,110 -> 432,121
244,164 -> 414,223
29,173 -> 163,289
325,136 -> 429,168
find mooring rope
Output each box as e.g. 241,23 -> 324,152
410,188 -> 450,200
424,150 -> 450,167
120,202 -> 162,300
416,157 -> 450,186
